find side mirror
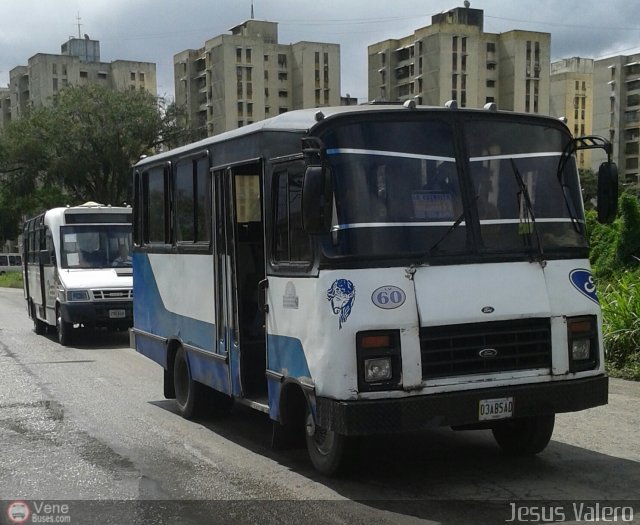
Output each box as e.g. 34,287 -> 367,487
597,162 -> 618,224
302,165 -> 334,234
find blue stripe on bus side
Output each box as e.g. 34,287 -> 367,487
267,334 -> 312,379
188,352 -> 231,395
136,333 -> 167,368
266,335 -> 313,420
133,253 -> 216,352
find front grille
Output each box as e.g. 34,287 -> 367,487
420,318 -> 551,379
92,289 -> 133,300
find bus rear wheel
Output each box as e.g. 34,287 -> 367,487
34,318 -> 47,335
304,405 -> 351,476
173,346 -> 207,420
492,414 -> 555,456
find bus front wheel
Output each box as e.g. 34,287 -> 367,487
304,406 -> 350,476
492,414 -> 555,456
56,308 -> 72,346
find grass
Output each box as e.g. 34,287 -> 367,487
598,271 -> 640,381
0,271 -> 23,289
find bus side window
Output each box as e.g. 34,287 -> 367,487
142,165 -> 169,245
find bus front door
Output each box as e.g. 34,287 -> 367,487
214,162 -> 267,401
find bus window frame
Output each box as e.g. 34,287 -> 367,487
173,150 -> 213,254
140,162 -> 172,252
269,158 -> 316,275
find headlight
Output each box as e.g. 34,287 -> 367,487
364,357 -> 392,382
567,316 -> 598,372
67,290 -> 90,301
356,330 -> 402,392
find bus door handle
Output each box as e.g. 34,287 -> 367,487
258,279 -> 269,314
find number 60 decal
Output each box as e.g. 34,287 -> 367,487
371,286 -> 406,310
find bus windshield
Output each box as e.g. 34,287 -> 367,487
320,116 -> 586,262
60,225 -> 132,269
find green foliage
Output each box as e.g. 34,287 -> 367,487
0,85 -> 189,246
587,193 -> 640,277
615,193 -> 640,267
598,271 -> 640,381
587,194 -> 640,380
579,168 -> 597,210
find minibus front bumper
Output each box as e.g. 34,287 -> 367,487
316,375 -> 608,436
60,301 -> 133,328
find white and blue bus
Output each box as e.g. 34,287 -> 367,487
23,202 -> 133,345
130,103 -> 617,475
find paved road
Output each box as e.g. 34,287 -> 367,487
0,287 -> 638,524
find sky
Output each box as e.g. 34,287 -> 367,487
1,0 -> 640,103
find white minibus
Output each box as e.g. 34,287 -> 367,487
23,202 -> 133,345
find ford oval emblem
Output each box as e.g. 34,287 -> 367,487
569,269 -> 599,304
481,306 -> 495,314
478,348 -> 498,358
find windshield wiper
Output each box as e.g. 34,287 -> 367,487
509,158 -> 544,259
428,211 -> 466,254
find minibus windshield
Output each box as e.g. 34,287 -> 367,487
60,225 -> 132,269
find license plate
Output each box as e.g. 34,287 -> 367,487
478,397 -> 514,421
109,309 -> 126,319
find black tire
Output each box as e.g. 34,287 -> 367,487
33,316 -> 47,335
492,414 -> 555,456
304,404 -> 350,476
56,308 -> 73,346
173,346 -> 208,420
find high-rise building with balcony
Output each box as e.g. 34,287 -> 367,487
593,53 -> 640,186
367,4 -> 550,114
550,57 -> 594,170
174,19 -> 341,137
3,37 -> 156,127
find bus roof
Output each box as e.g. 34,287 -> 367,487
134,103 -> 568,169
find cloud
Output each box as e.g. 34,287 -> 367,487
1,0 -> 639,103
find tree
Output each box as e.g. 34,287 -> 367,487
579,168 -> 597,210
0,84 -> 184,209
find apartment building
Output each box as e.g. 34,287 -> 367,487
0,88 -> 10,128
4,37 -> 157,126
593,53 -> 640,186
174,19 -> 340,137
368,4 -> 550,113
550,57 -> 594,170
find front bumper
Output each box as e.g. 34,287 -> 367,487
60,301 -> 133,328
316,375 -> 608,436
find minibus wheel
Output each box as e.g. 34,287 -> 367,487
56,307 -> 72,346
492,414 -> 555,456
33,317 -> 47,335
173,346 -> 206,420
304,405 -> 349,476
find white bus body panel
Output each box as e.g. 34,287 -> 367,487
267,259 -> 601,401
147,253 -> 214,323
